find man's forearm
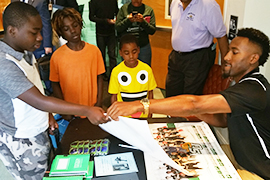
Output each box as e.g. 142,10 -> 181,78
217,35 -> 229,61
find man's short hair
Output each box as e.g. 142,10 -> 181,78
3,2 -> 39,33
119,34 -> 139,50
237,28 -> 270,66
51,7 -> 83,37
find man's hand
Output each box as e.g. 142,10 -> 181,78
106,101 -> 142,121
86,107 -> 108,125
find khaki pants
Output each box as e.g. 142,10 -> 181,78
221,144 -> 264,180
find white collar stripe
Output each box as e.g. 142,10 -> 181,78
246,114 -> 270,159
239,77 -> 266,91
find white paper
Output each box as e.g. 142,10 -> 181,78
94,152 -> 138,177
56,158 -> 69,170
99,116 -> 193,175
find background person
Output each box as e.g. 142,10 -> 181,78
52,0 -> 79,11
115,0 -> 156,66
89,0 -> 119,81
165,0 -> 229,97
107,28 -> 270,180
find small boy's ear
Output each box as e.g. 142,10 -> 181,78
119,49 -> 122,57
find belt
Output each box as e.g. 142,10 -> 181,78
175,43 -> 215,55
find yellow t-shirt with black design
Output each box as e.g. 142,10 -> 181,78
108,60 -> 157,118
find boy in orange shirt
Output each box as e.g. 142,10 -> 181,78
50,8 -> 105,120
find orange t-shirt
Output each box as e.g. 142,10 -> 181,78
50,42 -> 105,107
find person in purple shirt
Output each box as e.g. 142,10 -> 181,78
166,0 -> 229,97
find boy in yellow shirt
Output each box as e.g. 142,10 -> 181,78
108,34 -> 157,118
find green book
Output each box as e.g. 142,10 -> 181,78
84,161 -> 94,179
43,176 -> 83,180
49,154 -> 90,177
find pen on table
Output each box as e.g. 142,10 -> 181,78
118,144 -> 140,150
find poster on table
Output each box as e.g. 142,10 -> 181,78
145,122 -> 241,180
99,117 -> 241,180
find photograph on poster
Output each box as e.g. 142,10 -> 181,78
228,15 -> 238,40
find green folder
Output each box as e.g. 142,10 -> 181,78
43,176 -> 83,180
49,154 -> 90,177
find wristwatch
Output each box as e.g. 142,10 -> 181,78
140,98 -> 150,115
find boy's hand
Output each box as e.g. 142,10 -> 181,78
106,101 -> 142,121
86,107 -> 108,125
48,113 -> 59,135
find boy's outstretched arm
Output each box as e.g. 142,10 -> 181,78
18,86 -> 109,125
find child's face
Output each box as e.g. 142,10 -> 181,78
60,17 -> 82,43
119,42 -> 140,68
13,15 -> 43,52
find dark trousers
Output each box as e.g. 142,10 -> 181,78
165,46 -> 215,97
138,43 -> 152,67
96,33 -> 117,77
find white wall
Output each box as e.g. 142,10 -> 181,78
224,0 -> 270,81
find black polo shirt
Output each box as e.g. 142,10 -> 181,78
220,68 -> 270,179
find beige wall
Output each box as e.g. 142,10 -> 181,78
144,0 -> 224,89
0,0 -> 10,32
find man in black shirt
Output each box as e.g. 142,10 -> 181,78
107,28 -> 270,179
89,0 -> 119,81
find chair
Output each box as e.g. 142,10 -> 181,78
187,64 -> 231,121
202,64 -> 231,95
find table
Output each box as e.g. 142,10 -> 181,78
54,117 -> 188,179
